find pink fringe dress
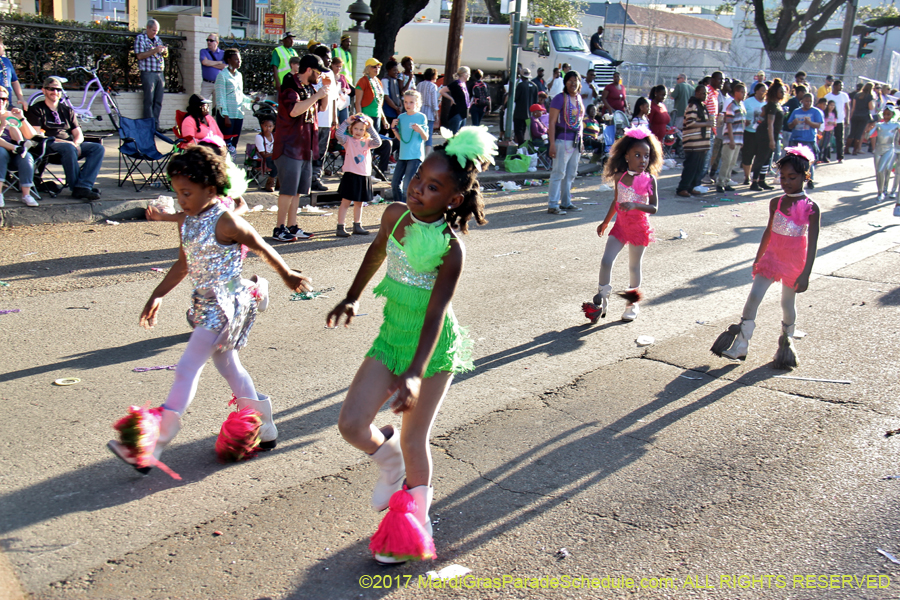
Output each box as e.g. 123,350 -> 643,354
609,173 -> 655,246
752,196 -> 812,289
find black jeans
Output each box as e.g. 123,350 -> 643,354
678,150 -> 707,192
833,122 -> 844,161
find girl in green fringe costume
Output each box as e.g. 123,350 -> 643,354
327,126 -> 495,563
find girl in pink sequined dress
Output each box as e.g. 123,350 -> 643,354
583,126 -> 663,323
711,146 -> 820,369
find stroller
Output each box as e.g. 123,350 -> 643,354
598,110 -> 630,166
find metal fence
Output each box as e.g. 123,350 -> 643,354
0,18 -> 185,93
217,37 -> 307,95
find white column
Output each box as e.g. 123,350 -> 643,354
176,15 -> 219,97
128,0 -> 148,31
346,29 -> 375,84
211,0 -> 233,38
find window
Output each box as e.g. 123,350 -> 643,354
550,29 -> 587,53
524,32 -> 536,52
539,32 -> 551,56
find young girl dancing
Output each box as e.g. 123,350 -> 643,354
583,125 -> 662,324
711,146 -> 820,368
865,106 -> 900,202
326,126 -> 494,563
334,113 -> 382,237
108,146 -> 312,477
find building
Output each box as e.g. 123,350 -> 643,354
581,2 -> 732,66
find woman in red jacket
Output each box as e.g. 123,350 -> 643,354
648,85 -> 670,142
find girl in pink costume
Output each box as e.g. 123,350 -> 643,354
583,125 -> 663,323
711,146 -> 820,369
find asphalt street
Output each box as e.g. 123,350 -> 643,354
1,152 -> 899,599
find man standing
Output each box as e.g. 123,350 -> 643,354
703,71 -> 723,185
549,63 -> 569,97
513,69 -> 538,144
749,70 -> 765,95
310,44 -> 337,193
671,73 -> 693,127
786,92 -> 823,188
581,69 -> 599,108
332,34 -> 353,81
824,79 -> 851,163
134,19 -> 167,129
199,32 -> 225,103
272,32 -> 298,93
532,67 -> 547,93
817,75 -> 834,99
26,76 -> 105,201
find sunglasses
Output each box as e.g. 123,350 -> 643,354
43,87 -> 62,92
0,97 -> 8,102
207,39 -> 217,42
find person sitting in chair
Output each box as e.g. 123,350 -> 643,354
26,76 -> 105,201
180,94 -> 224,142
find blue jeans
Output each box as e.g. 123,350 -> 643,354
548,139 -> 580,208
50,141 -> 105,191
391,158 -> 421,203
337,107 -> 349,128
425,120 -> 435,147
216,115 -> 244,157
470,105 -> 485,126
447,113 -> 465,134
0,147 -> 35,188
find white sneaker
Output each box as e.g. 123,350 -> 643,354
693,185 -> 710,194
890,192 -> 897,199
23,195 -> 38,207
729,179 -> 743,187
877,193 -> 885,201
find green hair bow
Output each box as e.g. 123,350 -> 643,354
440,125 -> 498,171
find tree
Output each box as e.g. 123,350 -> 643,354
271,0 -> 326,42
726,0 -> 898,72
369,0 -> 432,64
482,0 -> 584,27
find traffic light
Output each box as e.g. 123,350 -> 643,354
857,26 -> 877,58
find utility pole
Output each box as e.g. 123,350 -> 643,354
445,0 -> 467,82
838,0 -> 858,76
619,0 -> 630,59
504,0 -> 523,142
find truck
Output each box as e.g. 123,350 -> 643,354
394,22 -> 617,87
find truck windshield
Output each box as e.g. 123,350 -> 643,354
551,30 -> 587,53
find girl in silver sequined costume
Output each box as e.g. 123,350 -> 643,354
108,147 -> 312,476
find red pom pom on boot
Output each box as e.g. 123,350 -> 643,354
107,404 -> 182,480
369,487 -> 436,564
216,404 -> 262,462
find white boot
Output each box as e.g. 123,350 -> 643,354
408,485 -> 434,537
621,302 -> 640,322
369,427 -> 406,511
108,407 -> 181,475
592,284 -> 612,320
722,319 -> 755,360
250,275 -> 269,312
234,393 -> 277,449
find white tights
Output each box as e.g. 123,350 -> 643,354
162,326 -> 257,415
598,236 -> 645,289
741,276 -> 797,325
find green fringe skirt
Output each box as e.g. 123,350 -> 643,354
366,276 -> 473,377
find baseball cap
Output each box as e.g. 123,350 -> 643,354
522,68 -> 532,77
282,31 -> 294,40
529,103 -> 545,112
365,57 -> 382,67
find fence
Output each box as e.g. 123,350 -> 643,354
0,18 -> 185,93
218,37 -> 308,95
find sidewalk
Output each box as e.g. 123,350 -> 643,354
0,128 -> 601,228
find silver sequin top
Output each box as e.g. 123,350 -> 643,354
181,201 -> 243,291
617,181 -> 649,207
772,210 -> 808,237
386,238 -> 437,290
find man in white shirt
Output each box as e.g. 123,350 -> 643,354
310,44 -> 338,192
548,63 -> 570,97
824,79 -> 851,163
581,70 -> 599,107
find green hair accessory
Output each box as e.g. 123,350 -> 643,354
440,125 -> 498,171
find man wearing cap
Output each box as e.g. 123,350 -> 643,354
817,75 -> 834,100
26,76 -> 105,201
356,57 -> 385,129
333,35 -> 353,81
199,33 -> 225,103
749,70 -> 765,95
513,68 -> 538,144
272,32 -> 298,94
309,44 -> 338,192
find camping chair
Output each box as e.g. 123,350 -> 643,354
322,128 -> 345,176
172,110 -> 239,151
117,116 -> 176,192
1,145 -> 41,202
30,135 -> 108,198
243,143 -> 270,188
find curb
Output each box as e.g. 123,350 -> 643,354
0,163 -> 603,227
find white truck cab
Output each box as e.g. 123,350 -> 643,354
521,26 -> 616,86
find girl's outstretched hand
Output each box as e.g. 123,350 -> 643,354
388,372 -> 422,414
597,221 -> 610,237
140,296 -> 162,330
794,273 -> 810,294
285,270 -> 312,293
326,298 -> 359,328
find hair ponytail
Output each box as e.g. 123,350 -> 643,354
447,180 -> 487,234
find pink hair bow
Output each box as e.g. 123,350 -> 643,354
785,145 -> 815,164
624,125 -> 652,140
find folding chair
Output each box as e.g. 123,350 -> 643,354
243,144 -> 270,188
117,116 -> 176,192
322,128 -> 345,176
2,146 -> 41,202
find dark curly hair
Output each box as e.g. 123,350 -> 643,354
602,132 -> 664,183
167,146 -> 229,195
428,145 -> 488,234
774,151 -> 811,180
